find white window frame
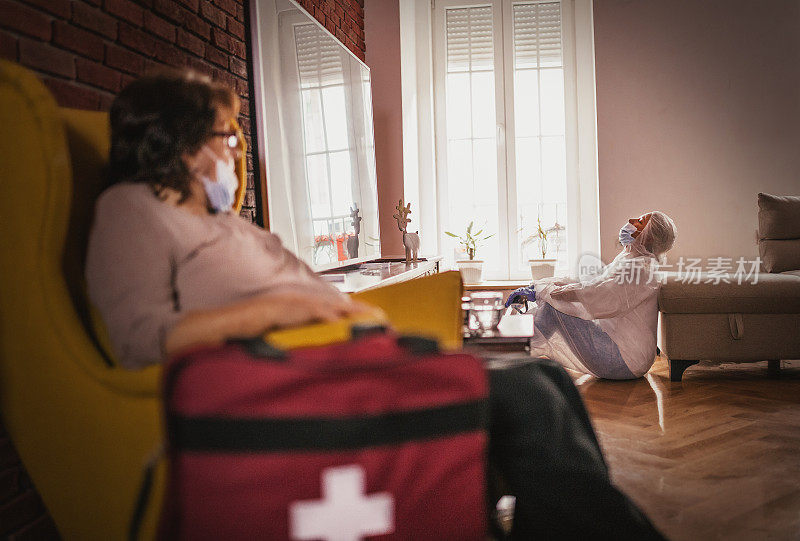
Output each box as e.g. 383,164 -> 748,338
403,0 -> 599,279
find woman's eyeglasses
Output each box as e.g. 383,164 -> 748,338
211,131 -> 240,149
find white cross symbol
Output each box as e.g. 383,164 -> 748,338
289,465 -> 394,541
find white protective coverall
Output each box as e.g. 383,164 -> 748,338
528,212 -> 676,379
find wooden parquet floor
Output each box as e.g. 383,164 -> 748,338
575,357 -> 800,541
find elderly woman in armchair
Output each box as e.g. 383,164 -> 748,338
86,70 -> 663,539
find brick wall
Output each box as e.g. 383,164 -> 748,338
297,0 -> 365,61
0,0 -> 260,221
0,424 -> 60,539
0,0 -> 365,225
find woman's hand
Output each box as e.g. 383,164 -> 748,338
241,290 -> 380,331
165,290 -> 382,356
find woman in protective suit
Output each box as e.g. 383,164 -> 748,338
510,211 -> 677,379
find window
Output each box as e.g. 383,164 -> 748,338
433,0 -> 590,279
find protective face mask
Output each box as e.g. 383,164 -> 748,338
619,222 -> 638,246
199,147 -> 238,212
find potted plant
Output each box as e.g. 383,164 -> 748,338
446,221 -> 494,284
521,217 -> 563,280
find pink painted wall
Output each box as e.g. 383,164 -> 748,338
594,0 -> 800,264
364,0 -> 406,257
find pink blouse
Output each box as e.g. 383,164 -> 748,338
86,182 -> 341,369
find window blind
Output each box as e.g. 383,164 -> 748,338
513,2 -> 562,69
446,6 -> 494,73
294,23 -> 344,87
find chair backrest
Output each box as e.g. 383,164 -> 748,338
0,60 -> 103,365
59,107 -> 117,363
0,60 -> 164,540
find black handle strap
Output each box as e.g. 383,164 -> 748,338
228,337 -> 288,359
128,443 -> 164,541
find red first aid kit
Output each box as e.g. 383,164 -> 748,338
154,330 -> 489,540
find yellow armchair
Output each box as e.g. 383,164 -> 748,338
0,60 -> 463,539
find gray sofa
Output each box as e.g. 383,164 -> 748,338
658,193 -> 800,381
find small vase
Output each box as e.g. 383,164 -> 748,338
456,259 -> 484,284
529,258 -> 556,280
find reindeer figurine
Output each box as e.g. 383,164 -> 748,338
346,204 -> 362,258
393,198 -> 420,263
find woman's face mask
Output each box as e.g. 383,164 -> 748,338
199,146 -> 238,212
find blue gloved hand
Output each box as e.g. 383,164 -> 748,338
504,286 -> 536,308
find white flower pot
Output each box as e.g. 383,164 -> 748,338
456,259 -> 484,284
529,259 -> 556,280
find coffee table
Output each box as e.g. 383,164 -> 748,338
463,309 -> 534,354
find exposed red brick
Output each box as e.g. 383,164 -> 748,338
41,78 -> 98,108
186,56 -> 213,75
176,28 -> 204,56
176,0 -> 199,11
0,1 -> 52,41
201,1 -> 226,28
235,75 -> 248,97
211,27 -> 232,51
232,40 -> 245,59
76,57 -> 121,91
153,39 -> 183,67
120,72 -> 135,88
118,23 -> 156,56
98,92 -> 114,110
0,31 -> 17,61
18,38 -> 75,78
53,21 -> 104,61
204,43 -> 227,68
238,115 -> 250,134
213,0 -> 237,16
243,190 -> 255,207
0,468 -> 20,503
229,55 -> 246,78
0,491 -> 43,537
8,514 -> 60,540
152,0 -> 184,24
22,0 -> 70,18
183,11 -> 210,39
226,16 -> 244,40
72,2 -> 118,39
143,11 -> 175,42
105,43 -> 145,75
235,3 -> 244,22
104,0 -> 144,27
211,66 -> 235,88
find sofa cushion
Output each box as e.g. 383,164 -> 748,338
758,192 -> 800,239
658,272 -> 800,314
759,239 -> 800,273
758,192 -> 800,272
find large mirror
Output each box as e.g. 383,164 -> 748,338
251,0 -> 381,271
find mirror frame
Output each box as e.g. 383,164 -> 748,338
248,0 -> 381,271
